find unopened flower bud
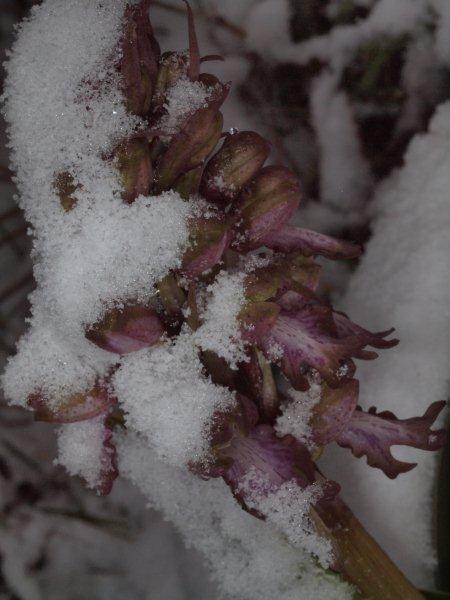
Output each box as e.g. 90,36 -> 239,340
234,165 -> 301,249
154,106 -> 224,194
121,0 -> 160,117
152,51 -> 189,112
200,131 -> 270,205
116,137 -> 152,204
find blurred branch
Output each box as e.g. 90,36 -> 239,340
152,0 -> 246,39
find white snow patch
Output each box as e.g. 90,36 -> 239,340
321,102 -> 450,587
118,434 -> 353,600
114,333 -> 236,466
194,270 -> 247,368
56,415 -> 107,490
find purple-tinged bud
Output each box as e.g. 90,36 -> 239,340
116,137 -> 152,204
200,131 -> 270,205
173,165 -> 203,199
86,305 -> 164,354
28,382 -> 114,424
234,166 -> 301,250
120,0 -> 160,117
151,51 -> 189,112
54,172 -> 79,211
154,103 -> 225,194
181,216 -> 229,278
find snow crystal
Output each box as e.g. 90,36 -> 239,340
238,470 -> 332,567
321,101 -> 450,587
276,377 -> 322,447
56,416 -> 107,490
160,75 -> 213,134
118,434 -> 353,600
194,270 -> 247,368
114,333 -> 236,466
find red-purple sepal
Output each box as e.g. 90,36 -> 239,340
205,395 -> 339,508
333,310 -> 399,358
239,302 -> 280,344
261,305 -> 361,390
28,384 -> 114,424
310,380 -> 359,446
120,0 -> 161,117
336,401 -> 447,478
262,225 -> 362,259
86,305 -> 164,354
233,166 -> 301,250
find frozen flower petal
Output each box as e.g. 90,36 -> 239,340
261,306 -> 361,390
29,383 -> 114,424
310,380 -> 359,446
336,401 -> 447,478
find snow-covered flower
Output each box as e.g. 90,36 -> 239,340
1,1 -> 446,598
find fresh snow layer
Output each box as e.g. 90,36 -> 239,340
321,102 -> 450,587
1,0 -> 194,408
56,416 -> 108,490
118,434 -> 353,600
237,470 -> 332,567
114,333 -> 236,466
194,270 -> 247,368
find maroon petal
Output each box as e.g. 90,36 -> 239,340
29,384 -> 114,424
336,401 -> 447,478
261,306 -> 361,390
86,305 -> 164,354
333,311 -> 399,350
262,225 -> 362,260
207,396 -> 339,505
